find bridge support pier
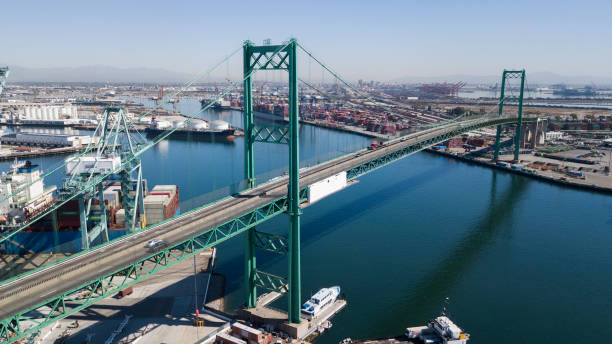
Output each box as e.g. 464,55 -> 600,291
520,119 -> 547,149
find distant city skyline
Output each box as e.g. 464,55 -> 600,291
2,1 -> 611,82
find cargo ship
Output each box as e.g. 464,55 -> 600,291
0,160 -> 56,229
0,182 -> 180,254
145,117 -> 241,141
200,97 -> 232,110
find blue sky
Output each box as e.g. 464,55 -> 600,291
2,0 -> 611,80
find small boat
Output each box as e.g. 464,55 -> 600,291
301,286 -> 340,319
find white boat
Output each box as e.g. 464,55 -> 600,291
416,316 -> 469,344
301,286 -> 340,319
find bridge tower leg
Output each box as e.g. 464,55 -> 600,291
286,39 -> 302,324
243,41 -> 257,309
513,71 -> 526,162
493,72 -> 507,161
243,41 -> 255,189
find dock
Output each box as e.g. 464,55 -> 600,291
30,249 -> 231,344
239,294 -> 347,340
0,146 -> 93,161
426,149 -> 612,194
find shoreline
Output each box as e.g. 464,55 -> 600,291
424,149 -> 612,194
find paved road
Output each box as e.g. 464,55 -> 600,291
0,115 -> 528,320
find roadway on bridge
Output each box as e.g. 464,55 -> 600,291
0,115 -> 528,320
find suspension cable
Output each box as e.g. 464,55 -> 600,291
0,45 -> 243,207
0,41 -> 290,244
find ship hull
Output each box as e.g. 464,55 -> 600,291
144,128 -> 237,142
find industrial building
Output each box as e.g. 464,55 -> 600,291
0,132 -> 95,147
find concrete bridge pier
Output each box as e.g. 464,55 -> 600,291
520,118 -> 547,149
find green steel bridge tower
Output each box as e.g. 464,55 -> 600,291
242,39 -> 302,323
493,69 -> 526,162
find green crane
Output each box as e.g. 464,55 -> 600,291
59,106 -> 145,250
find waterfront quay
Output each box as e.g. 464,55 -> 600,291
33,249 -> 231,344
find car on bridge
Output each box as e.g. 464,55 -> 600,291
145,239 -> 169,251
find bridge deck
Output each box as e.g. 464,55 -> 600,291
0,115 -> 536,332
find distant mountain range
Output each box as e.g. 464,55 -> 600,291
6,65 -> 612,86
393,72 -> 612,86
7,65 -> 193,83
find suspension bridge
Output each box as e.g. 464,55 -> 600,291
0,39 -> 538,342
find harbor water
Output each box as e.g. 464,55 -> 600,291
2,99 -> 611,343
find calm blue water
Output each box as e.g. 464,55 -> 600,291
3,99 -> 611,343
214,153 -> 611,344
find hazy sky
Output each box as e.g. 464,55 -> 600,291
2,0 -> 611,80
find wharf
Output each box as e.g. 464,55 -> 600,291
206,106 -> 394,139
32,249 -> 230,344
0,145 -> 103,161
239,297 -> 346,340
425,149 -> 612,194
301,119 -> 393,139
351,337 -> 418,344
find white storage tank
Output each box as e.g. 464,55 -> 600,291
35,107 -> 42,120
153,120 -> 171,129
210,120 -> 229,130
172,119 -> 184,128
52,107 -> 60,120
189,119 -> 209,130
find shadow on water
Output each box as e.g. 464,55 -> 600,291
373,172 -> 530,327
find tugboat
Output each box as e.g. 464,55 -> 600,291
301,286 -> 341,319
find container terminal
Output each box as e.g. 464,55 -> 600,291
424,122 -> 612,193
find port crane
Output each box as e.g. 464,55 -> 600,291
59,106 -> 145,249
